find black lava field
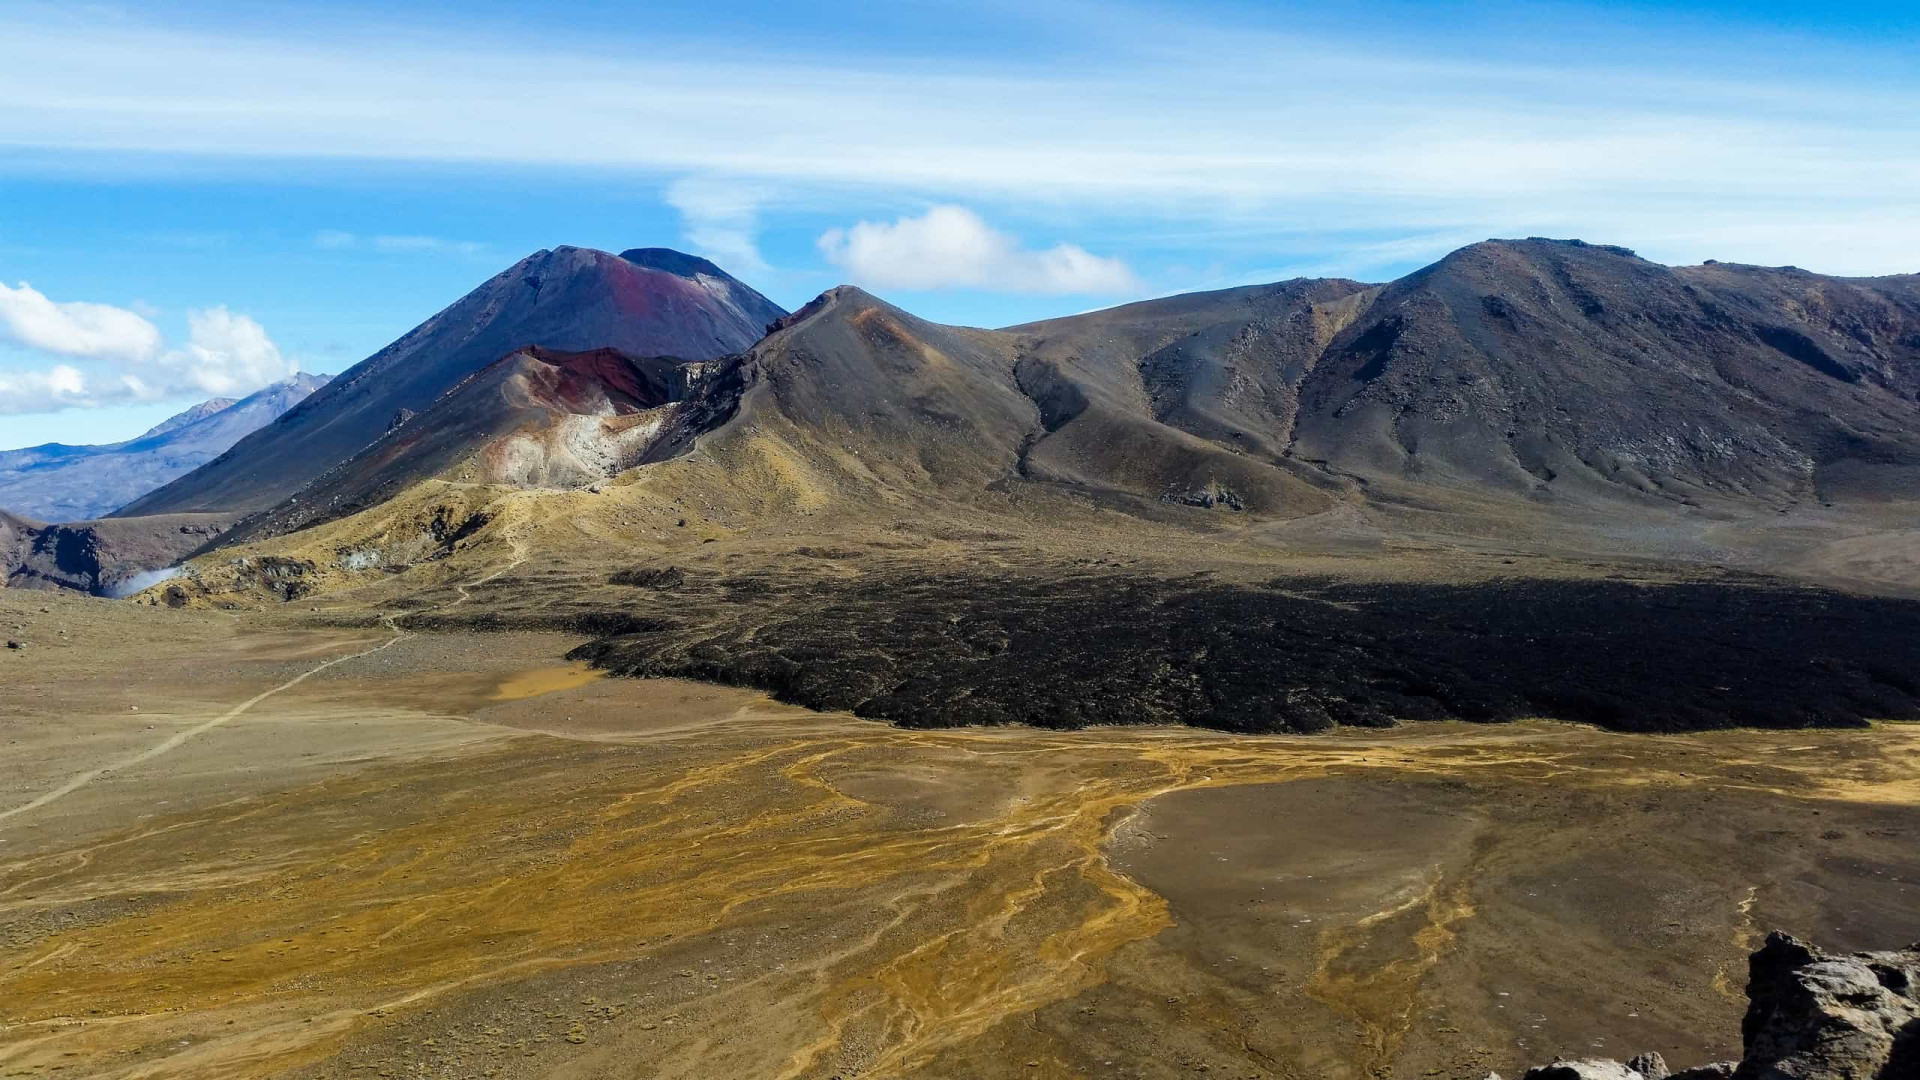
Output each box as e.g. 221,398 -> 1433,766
569,568 -> 1920,734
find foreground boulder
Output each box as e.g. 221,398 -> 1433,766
1513,933 -> 1918,1080
1512,1054 -> 1732,1080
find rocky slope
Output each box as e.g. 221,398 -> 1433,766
138,396 -> 238,437
1006,276 -> 1374,513
1514,933 -> 1918,1080
1292,241 -> 1920,507
117,247 -> 784,517
577,279 -> 1378,524
0,511 -> 37,583
0,373 -> 329,521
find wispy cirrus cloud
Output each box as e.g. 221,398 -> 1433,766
314,231 -> 486,255
0,3 -> 1915,277
0,283 -> 293,414
664,178 -> 771,275
820,206 -> 1137,294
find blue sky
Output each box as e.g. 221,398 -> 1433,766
2,0 -> 1917,446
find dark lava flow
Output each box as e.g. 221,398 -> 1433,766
565,569 -> 1920,734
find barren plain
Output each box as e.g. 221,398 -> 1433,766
3,565 -> 1916,1080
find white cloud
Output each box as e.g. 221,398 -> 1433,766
313,231 -> 485,255
0,364 -> 91,413
819,206 -> 1138,295
163,306 -> 292,397
664,178 -> 770,275
0,286 -> 292,414
0,281 -> 163,363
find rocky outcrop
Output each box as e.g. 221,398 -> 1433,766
1736,932 -> 1918,1079
1514,933 -> 1918,1080
2,511 -> 235,595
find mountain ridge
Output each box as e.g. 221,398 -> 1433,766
0,373 -> 330,523
642,238 -> 1920,526
137,397 -> 238,440
105,236 -> 1920,613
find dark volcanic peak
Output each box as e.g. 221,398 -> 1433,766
763,284 -> 880,335
618,247 -> 727,279
634,277 -> 1376,521
119,246 -> 787,517
1001,275 -> 1378,515
1514,236 -> 1640,258
728,283 -> 1038,491
615,246 -> 788,331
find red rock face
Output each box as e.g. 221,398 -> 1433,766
520,347 -> 675,414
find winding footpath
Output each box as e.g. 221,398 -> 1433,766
0,619 -> 409,827
0,512 -> 533,828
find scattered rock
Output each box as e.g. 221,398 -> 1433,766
1522,1060 -> 1645,1080
609,566 -> 686,590
1624,1052 -> 1667,1079
1516,932 -> 1917,1080
1161,485 -> 1245,511
1665,1064 -> 1733,1080
4,640 -> 20,650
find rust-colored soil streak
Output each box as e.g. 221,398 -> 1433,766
490,662 -> 605,702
